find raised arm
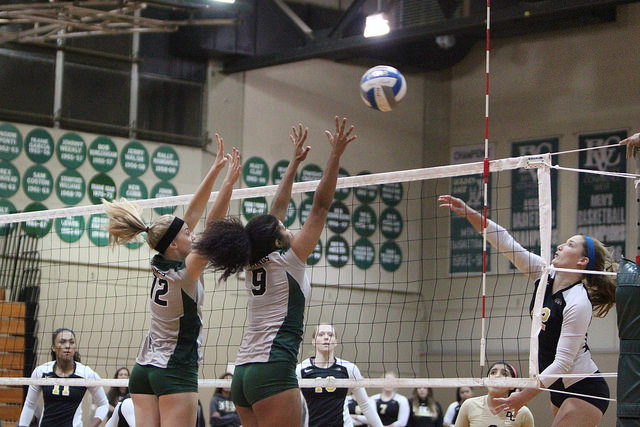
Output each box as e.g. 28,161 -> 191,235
206,147 -> 242,222
182,134 -> 229,231
271,123 -> 310,221
438,195 -> 543,279
438,194 -> 484,232
291,116 -> 356,261
186,147 -> 241,280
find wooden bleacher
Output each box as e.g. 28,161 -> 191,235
0,288 -> 26,426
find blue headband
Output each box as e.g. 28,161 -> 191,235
585,236 -> 595,271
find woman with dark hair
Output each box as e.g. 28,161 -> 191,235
18,328 -> 109,427
209,372 -> 240,426
455,362 -> 534,427
195,117 -> 356,427
103,135 -> 241,427
440,195 -> 616,427
107,367 -> 130,418
408,387 -> 443,427
443,387 -> 473,427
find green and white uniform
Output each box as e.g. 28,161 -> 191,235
137,254 -> 204,368
235,249 -> 310,365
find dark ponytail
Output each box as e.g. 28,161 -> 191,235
195,217 -> 251,281
244,214 -> 281,264
195,214 -> 283,281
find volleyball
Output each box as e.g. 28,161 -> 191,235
359,65 -> 407,112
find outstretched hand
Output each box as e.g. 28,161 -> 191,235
223,147 -> 242,185
438,195 -> 472,218
325,116 -> 356,155
491,389 -> 531,415
212,134 -> 229,171
620,132 -> 640,159
290,123 -> 311,163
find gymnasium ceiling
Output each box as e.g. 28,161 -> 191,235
0,0 -> 638,73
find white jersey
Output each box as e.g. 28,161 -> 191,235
443,401 -> 461,425
235,249 -> 311,365
484,220 -> 600,388
19,361 -> 109,427
137,255 -> 204,368
105,398 -> 135,427
455,395 -> 534,427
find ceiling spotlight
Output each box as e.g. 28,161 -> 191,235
364,13 -> 390,38
435,35 -> 456,49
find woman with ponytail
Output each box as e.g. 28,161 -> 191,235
195,117 -> 356,427
103,135 -> 241,427
439,195 -> 616,427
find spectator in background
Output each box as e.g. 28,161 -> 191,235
107,367 -> 130,419
370,372 -> 410,427
443,387 -> 473,427
210,372 -> 241,427
409,387 -> 443,427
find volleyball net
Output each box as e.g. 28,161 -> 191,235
0,145 -> 630,392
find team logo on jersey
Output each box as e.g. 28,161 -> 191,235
539,307 -> 551,331
505,410 -> 516,421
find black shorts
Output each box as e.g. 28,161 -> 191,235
548,374 -> 610,415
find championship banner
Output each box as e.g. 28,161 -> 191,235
577,130 -> 627,260
511,138 -> 559,260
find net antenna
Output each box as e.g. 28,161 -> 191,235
636,144 -> 640,266
480,0 -> 491,368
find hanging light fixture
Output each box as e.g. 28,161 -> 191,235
364,0 -> 389,38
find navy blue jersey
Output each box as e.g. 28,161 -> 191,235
530,275 -> 598,388
371,393 -> 410,426
297,357 -> 354,426
19,361 -> 109,427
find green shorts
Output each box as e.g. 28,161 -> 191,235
231,361 -> 298,407
129,363 -> 198,396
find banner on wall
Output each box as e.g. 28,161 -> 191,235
577,130 -> 627,260
0,122 -> 188,249
449,144 -> 493,274
511,137 -> 559,259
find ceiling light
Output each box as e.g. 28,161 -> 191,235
364,13 -> 390,38
213,0 -> 235,3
